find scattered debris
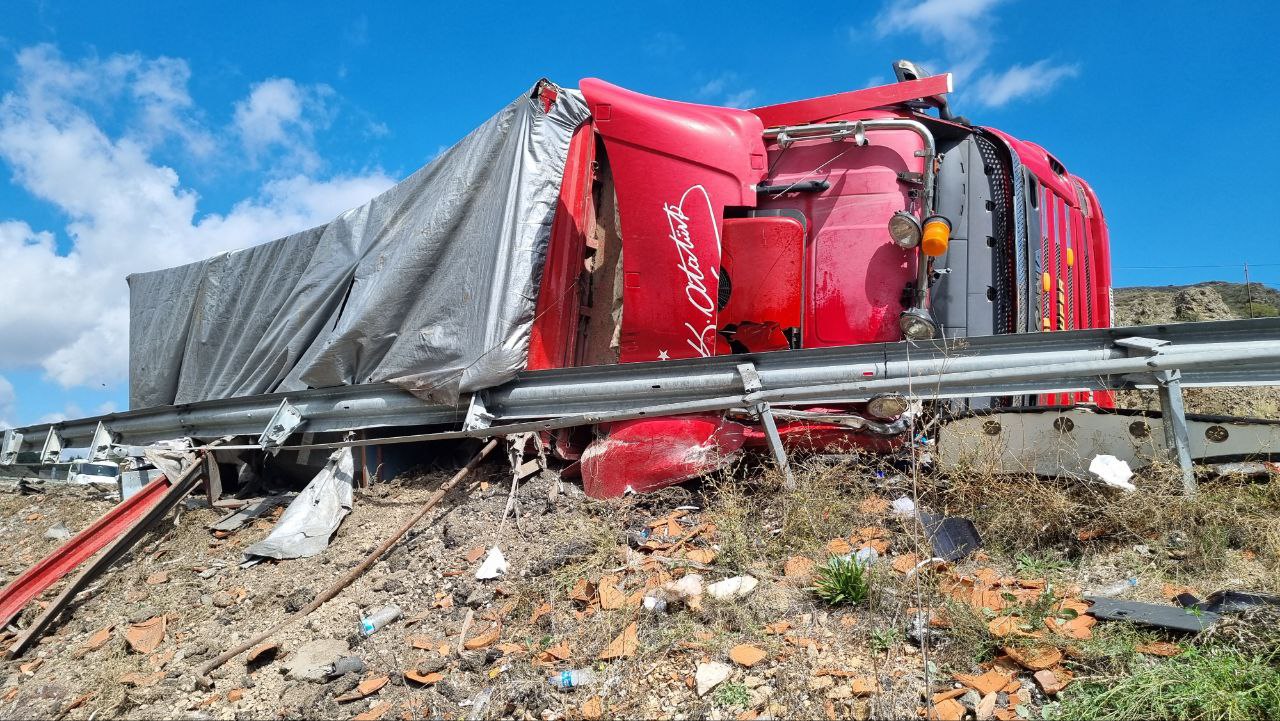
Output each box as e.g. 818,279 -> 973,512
43,521 -> 71,541
1085,596 -> 1220,632
598,622 -> 638,660
124,616 -> 167,654
705,575 -> 758,601
242,449 -> 355,562
281,639 -> 351,681
919,511 -> 982,561
474,547 -> 508,580
334,674 -> 388,702
208,495 -> 291,533
359,604 -> 403,637
1089,454 -> 1136,491
548,668 -> 597,690
729,644 -> 766,668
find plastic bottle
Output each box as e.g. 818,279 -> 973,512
1092,578 -> 1138,597
359,604 -> 402,637
547,668 -> 597,690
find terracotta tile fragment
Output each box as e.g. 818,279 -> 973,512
729,644 -> 766,668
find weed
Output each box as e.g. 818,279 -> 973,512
1014,552 -> 1071,578
812,555 -> 871,606
1053,646 -> 1280,720
870,627 -> 900,654
713,682 -> 751,708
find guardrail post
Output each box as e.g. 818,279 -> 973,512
1156,369 -> 1196,495
737,363 -> 795,490
0,430 -> 22,466
39,428 -> 64,465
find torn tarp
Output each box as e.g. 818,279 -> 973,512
242,448 -> 354,562
128,81 -> 590,408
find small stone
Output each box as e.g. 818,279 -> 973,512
211,592 -> 236,609
809,676 -> 835,691
1033,669 -> 1063,695
828,685 -> 852,700
695,662 -> 732,697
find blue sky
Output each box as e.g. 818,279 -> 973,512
0,0 -> 1275,427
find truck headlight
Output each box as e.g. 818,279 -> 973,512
888,211 -> 922,249
867,393 -> 909,419
898,307 -> 938,340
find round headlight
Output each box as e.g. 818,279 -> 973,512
898,308 -> 938,340
867,393 -> 909,419
887,211 -> 922,249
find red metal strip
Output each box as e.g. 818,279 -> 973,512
749,75 -> 952,128
0,475 -> 171,627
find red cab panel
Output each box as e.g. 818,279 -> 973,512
757,133 -> 923,347
581,415 -> 748,498
719,217 -> 804,352
580,78 -> 767,363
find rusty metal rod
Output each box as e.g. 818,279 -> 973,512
197,438 -> 499,687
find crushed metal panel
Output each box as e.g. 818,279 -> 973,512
241,448 -> 354,562
936,407 -> 1280,478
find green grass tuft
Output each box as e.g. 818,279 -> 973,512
812,555 -> 871,606
1053,646 -> 1280,721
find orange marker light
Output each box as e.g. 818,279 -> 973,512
1066,247 -> 1075,266
921,216 -> 951,257
1041,272 -> 1051,293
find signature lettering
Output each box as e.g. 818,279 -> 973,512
663,185 -> 719,357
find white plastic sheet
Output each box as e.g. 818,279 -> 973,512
242,448 -> 354,561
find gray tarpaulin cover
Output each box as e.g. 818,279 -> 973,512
242,448 -> 354,561
128,82 -> 589,408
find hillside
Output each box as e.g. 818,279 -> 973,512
1113,281 -> 1280,325
1112,281 -> 1280,418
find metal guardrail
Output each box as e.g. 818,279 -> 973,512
4,318 -> 1280,464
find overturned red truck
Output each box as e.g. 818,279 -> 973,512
120,61 -> 1111,499
527,62 -> 1112,496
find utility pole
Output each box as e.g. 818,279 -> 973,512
1244,262 -> 1255,319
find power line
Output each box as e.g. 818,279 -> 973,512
1114,262 -> 1280,269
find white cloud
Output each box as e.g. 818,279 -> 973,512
723,89 -> 758,109
871,0 -> 1078,108
0,374 -> 14,429
874,0 -> 1007,80
973,59 -> 1079,107
695,73 -> 758,109
0,44 -> 397,396
233,77 -> 334,171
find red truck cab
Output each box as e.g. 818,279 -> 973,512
527,62 -> 1112,497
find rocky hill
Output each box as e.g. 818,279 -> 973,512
1113,281 -> 1280,326
1112,281 -> 1280,418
